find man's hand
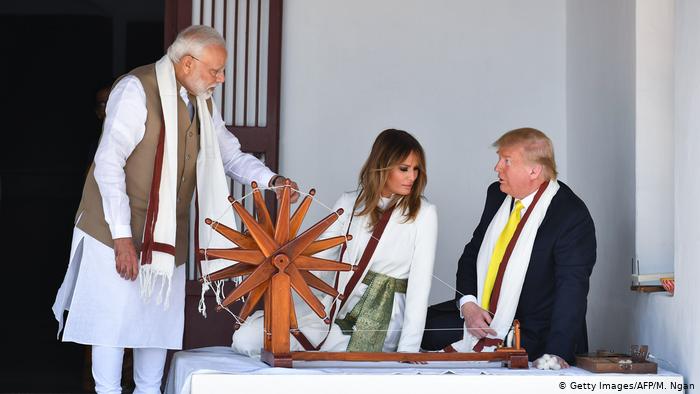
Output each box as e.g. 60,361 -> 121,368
271,176 -> 300,203
533,354 -> 570,370
461,301 -> 497,338
114,237 -> 139,281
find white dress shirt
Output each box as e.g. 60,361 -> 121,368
94,75 -> 276,239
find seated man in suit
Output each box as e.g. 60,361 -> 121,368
421,127 -> 596,368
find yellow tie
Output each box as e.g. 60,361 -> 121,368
481,200 -> 524,310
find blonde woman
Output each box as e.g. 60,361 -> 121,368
233,129 -> 437,354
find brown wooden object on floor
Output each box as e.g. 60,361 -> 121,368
201,181 -> 528,368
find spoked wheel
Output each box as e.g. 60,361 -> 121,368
200,180 -> 354,364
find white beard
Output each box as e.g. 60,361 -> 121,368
190,76 -> 216,99
198,88 -> 214,100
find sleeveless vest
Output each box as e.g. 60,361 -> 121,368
76,63 -> 210,265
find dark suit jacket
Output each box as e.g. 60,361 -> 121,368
455,181 -> 596,364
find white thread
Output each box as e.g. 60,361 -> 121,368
431,274 -> 465,299
198,281 -> 209,318
330,293 -> 342,307
214,280 -> 225,304
197,249 -> 211,316
218,303 -> 244,325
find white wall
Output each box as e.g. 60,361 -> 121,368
632,0 -> 700,390
278,0 -> 698,386
279,0 -> 567,302
635,0 -> 675,276
566,0 -> 637,355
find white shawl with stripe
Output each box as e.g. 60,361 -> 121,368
139,55 -> 236,307
451,180 -> 559,352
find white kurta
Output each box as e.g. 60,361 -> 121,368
232,192 -> 438,355
52,76 -> 276,349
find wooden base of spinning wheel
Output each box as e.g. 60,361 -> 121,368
504,353 -> 529,369
261,349 -> 292,368
259,349 -> 529,369
261,319 -> 529,368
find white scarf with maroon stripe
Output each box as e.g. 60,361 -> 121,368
451,180 -> 559,352
139,55 -> 236,307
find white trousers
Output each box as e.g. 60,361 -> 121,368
92,345 -> 167,394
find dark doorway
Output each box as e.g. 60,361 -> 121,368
0,12 -> 162,392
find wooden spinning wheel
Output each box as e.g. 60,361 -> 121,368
201,181 -> 529,368
200,180 -> 353,366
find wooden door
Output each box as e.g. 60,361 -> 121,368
164,0 -> 283,349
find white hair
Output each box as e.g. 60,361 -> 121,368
167,25 -> 226,63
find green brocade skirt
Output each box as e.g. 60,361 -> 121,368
334,270 -> 408,352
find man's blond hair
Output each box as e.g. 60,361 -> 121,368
493,127 -> 558,180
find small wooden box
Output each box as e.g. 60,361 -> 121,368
576,353 -> 657,374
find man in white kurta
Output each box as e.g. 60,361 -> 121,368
52,26 -> 294,394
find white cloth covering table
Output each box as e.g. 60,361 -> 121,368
165,347 -> 684,394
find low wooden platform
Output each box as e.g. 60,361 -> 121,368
260,349 -> 529,369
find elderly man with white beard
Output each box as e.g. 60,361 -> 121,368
52,25 -> 297,393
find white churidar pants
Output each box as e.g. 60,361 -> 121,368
92,346 -> 167,394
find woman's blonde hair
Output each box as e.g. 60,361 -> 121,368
355,129 -> 427,229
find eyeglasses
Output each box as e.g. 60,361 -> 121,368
189,55 -> 225,78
